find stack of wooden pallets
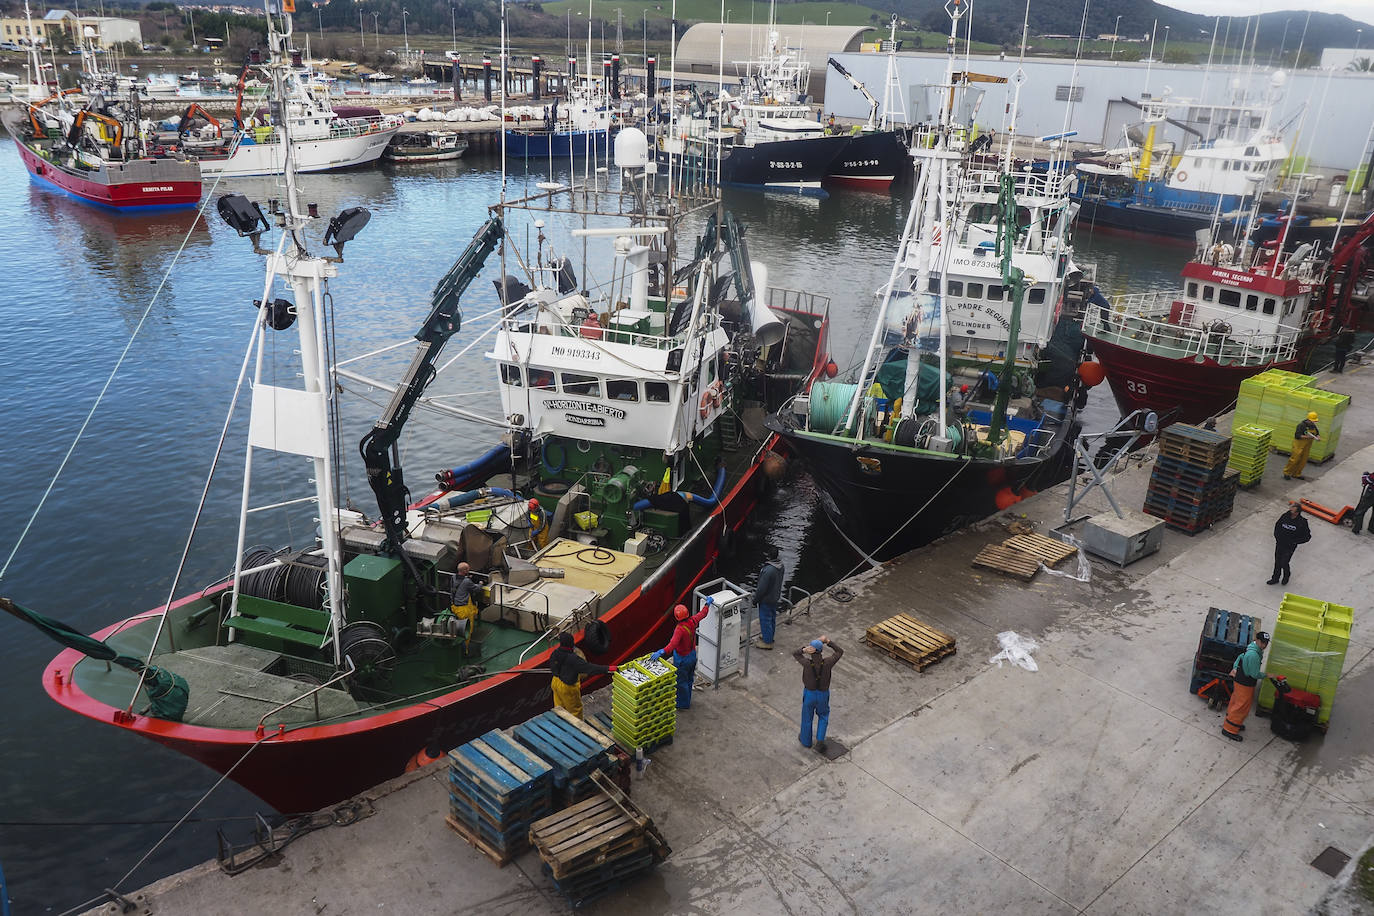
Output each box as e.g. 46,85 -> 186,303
529,770 -> 671,907
971,531 -> 1080,582
1144,424 -> 1238,533
1189,607 -> 1261,707
609,654 -> 677,752
863,612 -> 956,671
513,708 -> 617,808
445,729 -> 554,865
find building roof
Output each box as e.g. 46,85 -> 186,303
43,9 -> 77,20
675,22 -> 873,70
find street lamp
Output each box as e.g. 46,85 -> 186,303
402,8 -> 409,54
371,10 -> 379,50
1111,15 -> 1121,60
1161,25 -> 1170,61
359,6 -> 365,54
1278,18 -> 1290,65
450,5 -> 456,53
826,10 -> 830,27
317,6 -> 323,42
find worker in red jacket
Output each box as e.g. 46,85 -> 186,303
651,596 -> 712,709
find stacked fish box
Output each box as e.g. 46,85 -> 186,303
1189,607 -> 1261,701
1144,424 -> 1239,533
446,729 -> 554,865
513,708 -> 617,808
1257,594 -> 1354,728
1232,369 -> 1351,463
610,654 -> 677,752
529,769 -> 672,907
1227,424 -> 1273,487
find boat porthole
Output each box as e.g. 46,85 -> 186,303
1176,171 -> 1188,182
576,439 -> 592,453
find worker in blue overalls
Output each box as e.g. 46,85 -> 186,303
651,597 -> 712,709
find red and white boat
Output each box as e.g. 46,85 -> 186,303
1083,215 -> 1374,425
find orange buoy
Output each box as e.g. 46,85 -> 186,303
985,466 -> 1008,486
824,359 -> 839,378
994,486 -> 1022,510
1076,361 -> 1106,387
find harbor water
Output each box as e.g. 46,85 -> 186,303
0,142 -> 1182,911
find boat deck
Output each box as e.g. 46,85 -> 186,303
158,645 -> 360,728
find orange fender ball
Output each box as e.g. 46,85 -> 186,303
824,360 -> 839,378
1077,361 -> 1106,387
994,486 -> 1022,510
985,466 -> 1008,486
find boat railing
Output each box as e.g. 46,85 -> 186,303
1085,292 -> 1302,364
767,286 -> 832,321
962,167 -> 1073,201
254,656 -> 354,735
507,316 -> 688,351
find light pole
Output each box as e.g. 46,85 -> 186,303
402,8 -> 409,53
1111,15 -> 1121,60
450,5 -> 456,53
371,11 -> 378,50
1278,18 -> 1290,65
1161,25 -> 1170,61
826,10 -> 830,27
317,6 -> 323,42
359,6 -> 364,54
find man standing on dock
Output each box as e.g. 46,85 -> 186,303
1222,630 -> 1269,742
1268,502 -> 1312,586
794,636 -> 843,753
1283,412 -> 1320,480
1352,471 -> 1374,535
651,598 -> 712,709
753,546 -> 784,650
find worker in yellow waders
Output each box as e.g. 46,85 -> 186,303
447,562 -> 480,653
549,632 -> 616,719
1283,412 -> 1320,480
528,498 -> 551,549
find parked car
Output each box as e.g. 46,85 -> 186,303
0,41 -> 24,52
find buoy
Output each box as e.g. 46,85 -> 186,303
985,466 -> 1008,486
994,486 -> 1022,510
761,450 -> 787,479
824,359 -> 838,378
1077,361 -> 1106,387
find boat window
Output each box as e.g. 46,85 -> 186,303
645,382 -> 670,402
1262,297 -> 1277,315
1187,282 -> 1199,298
561,373 -> 601,396
1283,299 -> 1296,316
1202,285 -> 1215,302
987,285 -> 1005,302
967,282 -> 984,299
1245,146 -> 1259,157
607,379 -> 639,402
946,281 -> 963,296
1233,161 -> 1244,171
926,275 -> 941,293
1029,288 -> 1046,304
500,364 -> 523,386
708,359 -> 717,382
1218,289 -> 1241,308
1245,294 -> 1259,312
530,369 -> 555,390
1221,161 -> 1230,171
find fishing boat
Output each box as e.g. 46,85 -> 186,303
765,1 -> 1089,560
167,50 -> 402,177
144,73 -> 180,96
504,79 -> 614,160
382,129 -> 469,162
821,15 -> 910,191
4,83 -> 201,211
1073,79 -> 1289,239
4,5 -> 831,813
1083,212 -> 1374,426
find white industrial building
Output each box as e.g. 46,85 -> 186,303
80,16 -> 141,48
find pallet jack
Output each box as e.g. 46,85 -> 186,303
1298,498 -> 1354,526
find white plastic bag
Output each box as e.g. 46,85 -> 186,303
989,630 -> 1039,672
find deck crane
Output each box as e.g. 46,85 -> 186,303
826,57 -> 880,130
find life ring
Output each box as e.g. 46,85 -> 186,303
1175,170 -> 1188,182
699,380 -> 725,419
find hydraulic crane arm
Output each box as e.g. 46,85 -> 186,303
827,57 -> 879,128
359,217 -> 505,582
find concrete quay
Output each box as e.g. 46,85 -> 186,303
100,363 -> 1374,916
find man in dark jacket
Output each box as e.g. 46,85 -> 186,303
1352,471 -> 1374,535
1333,326 -> 1355,373
753,546 -> 784,649
1268,502 -> 1312,585
549,632 -> 617,719
793,636 -> 843,752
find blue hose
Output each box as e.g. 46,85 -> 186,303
683,464 -> 728,507
444,487 -> 518,509
445,444 -> 510,490
632,497 -> 653,511
0,856 -> 8,916
542,440 -> 567,474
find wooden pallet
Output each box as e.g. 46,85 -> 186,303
971,543 -> 1042,581
862,613 -> 957,671
529,794 -> 650,879
1002,533 -> 1077,568
446,813 -> 516,867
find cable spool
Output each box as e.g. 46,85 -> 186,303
238,547 -> 290,602
283,555 -> 328,609
340,621 -> 397,686
807,381 -> 860,433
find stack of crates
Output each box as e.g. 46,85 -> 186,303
446,729 -> 554,864
610,654 -> 677,752
1189,607 -> 1261,698
1231,369 -> 1352,464
512,709 -> 617,808
1258,594 -> 1354,728
1144,424 -> 1239,533
1227,424 -> 1273,487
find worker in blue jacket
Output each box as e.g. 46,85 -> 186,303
752,545 -> 784,649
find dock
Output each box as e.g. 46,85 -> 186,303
92,362 -> 1374,914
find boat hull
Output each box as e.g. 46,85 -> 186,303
1087,332 -> 1304,426
769,423 -> 1079,561
8,125 -> 201,211
720,135 -> 850,194
192,126 -> 399,177
824,129 -> 909,190
503,128 -> 610,160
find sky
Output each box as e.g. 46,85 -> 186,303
1161,0 -> 1374,29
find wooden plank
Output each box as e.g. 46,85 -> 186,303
480,730 -> 553,783
446,814 -> 514,867
550,706 -> 616,748
971,543 -> 1040,581
448,743 -> 526,802
863,613 -> 957,672
1003,533 -> 1077,567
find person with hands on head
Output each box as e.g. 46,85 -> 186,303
794,634 -> 843,753
650,597 -> 712,709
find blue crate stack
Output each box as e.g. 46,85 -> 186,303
446,729 -> 554,864
513,708 -> 617,808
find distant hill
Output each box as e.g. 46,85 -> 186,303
897,0 -> 1371,53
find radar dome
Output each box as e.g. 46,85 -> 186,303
614,127 -> 649,168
